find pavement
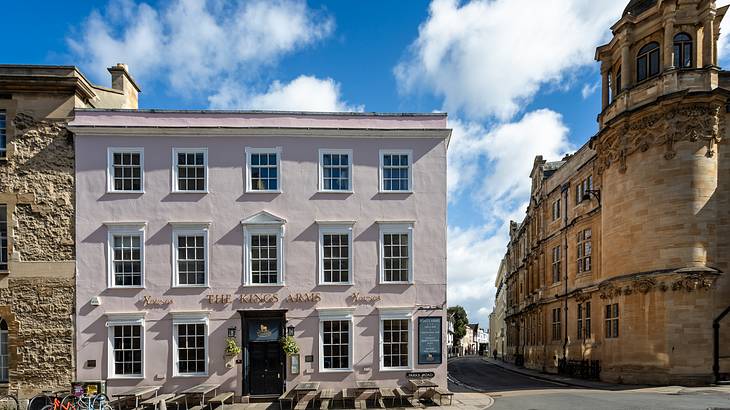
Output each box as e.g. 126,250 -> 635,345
447,355 -> 730,409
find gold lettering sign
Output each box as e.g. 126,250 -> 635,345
286,293 -> 322,303
142,296 -> 174,306
350,292 -> 381,303
206,294 -> 279,304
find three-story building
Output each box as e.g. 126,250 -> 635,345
70,110 -> 450,397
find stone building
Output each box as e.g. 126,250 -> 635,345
488,257 -> 507,359
0,64 -> 138,397
502,0 -> 730,385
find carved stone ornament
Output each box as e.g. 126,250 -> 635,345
598,283 -> 622,299
633,278 -> 656,294
574,291 -> 592,303
595,103 -> 724,174
671,273 -> 717,292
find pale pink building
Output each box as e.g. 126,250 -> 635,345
70,110 -> 450,398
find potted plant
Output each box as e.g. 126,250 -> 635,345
280,335 -> 300,356
225,337 -> 242,357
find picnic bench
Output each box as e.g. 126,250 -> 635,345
317,389 -> 335,409
394,387 -> 417,408
293,391 -> 316,410
378,388 -> 396,408
182,384 -> 221,410
433,387 -> 454,406
140,393 -> 175,410
113,386 -> 161,410
339,388 -> 356,409
278,390 -> 296,410
208,392 -> 235,408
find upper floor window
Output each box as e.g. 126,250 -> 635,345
379,223 -> 413,284
173,148 -> 207,192
242,211 -> 286,286
551,245 -> 561,284
380,150 -> 412,192
108,148 -> 144,193
673,33 -> 693,69
577,228 -> 592,274
637,42 -> 660,82
319,224 -> 353,285
246,147 -> 281,193
319,149 -> 353,192
575,175 -> 593,204
0,205 -> 7,271
614,68 -> 622,98
0,110 -> 6,158
173,224 -> 209,287
551,199 -> 561,221
107,223 -> 145,288
0,318 -> 7,382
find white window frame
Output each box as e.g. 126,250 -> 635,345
552,199 -> 560,221
0,110 -> 6,159
318,149 -> 353,193
172,312 -> 209,377
379,149 -> 413,193
318,223 -> 354,286
317,308 -> 355,373
242,224 -> 285,286
172,148 -> 208,193
378,222 -> 414,284
106,313 -> 146,380
245,147 -> 282,193
171,223 -> 210,287
107,147 -> 144,193
106,223 -> 146,289
378,307 -> 413,371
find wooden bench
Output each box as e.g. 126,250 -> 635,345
394,387 -> 422,408
378,388 -> 396,408
279,390 -> 296,410
318,389 -> 335,409
294,391 -> 316,410
208,393 -> 235,408
141,394 -> 176,410
433,388 -> 454,406
163,395 -> 187,410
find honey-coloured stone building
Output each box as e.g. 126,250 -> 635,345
501,0 -> 730,385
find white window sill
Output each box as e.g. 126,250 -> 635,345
380,367 -> 412,372
172,373 -> 209,378
107,375 -> 145,380
243,283 -> 285,287
172,284 -> 210,289
106,190 -> 145,194
108,286 -> 146,290
379,281 -> 413,285
319,368 -> 353,373
245,190 -> 282,194
318,282 -> 354,286
378,190 -> 413,194
317,190 -> 354,194
171,190 -> 208,194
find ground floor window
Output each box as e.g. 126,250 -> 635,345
175,323 -> 207,375
0,319 -> 7,382
551,308 -> 561,341
112,325 -> 142,377
605,303 -> 619,339
321,320 -> 351,370
382,319 -> 410,369
0,205 -> 7,271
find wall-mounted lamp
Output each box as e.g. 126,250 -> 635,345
287,325 -> 295,336
227,327 -> 237,338
582,189 -> 601,205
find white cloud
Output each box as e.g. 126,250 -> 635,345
208,75 -> 363,112
581,82 -> 600,99
446,109 -> 573,325
395,0 -> 624,120
68,0 -> 333,95
718,0 -> 730,65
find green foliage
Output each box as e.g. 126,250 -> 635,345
225,337 -> 242,356
448,305 -> 469,346
280,335 -> 300,356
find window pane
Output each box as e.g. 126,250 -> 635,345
382,153 -> 410,191
322,320 -> 350,369
382,319 -> 409,368
251,234 -> 278,284
177,324 -> 206,374
113,325 -> 143,376
177,234 -> 206,285
112,233 -> 142,286
250,152 -> 278,191
112,152 -> 142,191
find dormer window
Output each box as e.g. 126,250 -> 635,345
673,33 -> 692,69
637,42 -> 660,82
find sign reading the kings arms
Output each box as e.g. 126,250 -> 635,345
206,293 -> 321,304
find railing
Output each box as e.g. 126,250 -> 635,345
557,358 -> 600,380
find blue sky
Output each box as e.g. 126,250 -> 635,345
4,0 -> 729,325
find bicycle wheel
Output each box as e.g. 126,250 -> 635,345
0,395 -> 19,410
59,396 -> 76,410
39,406 -> 52,410
26,395 -> 50,410
92,394 -> 109,410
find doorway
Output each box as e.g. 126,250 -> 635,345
240,310 -> 286,397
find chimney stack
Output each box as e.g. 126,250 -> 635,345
107,63 -> 140,109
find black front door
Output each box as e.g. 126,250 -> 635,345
249,342 -> 283,395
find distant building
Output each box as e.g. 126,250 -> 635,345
447,315 -> 455,357
489,257 -> 507,359
476,325 -> 489,355
501,0 -> 730,385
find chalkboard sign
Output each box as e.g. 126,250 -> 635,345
418,317 -> 442,365
406,371 -> 435,379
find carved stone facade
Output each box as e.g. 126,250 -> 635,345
0,65 -> 139,398
500,0 -> 730,386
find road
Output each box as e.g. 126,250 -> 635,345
448,356 -> 730,410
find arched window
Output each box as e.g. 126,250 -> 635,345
0,319 -> 7,382
637,42 -> 660,82
615,67 -> 622,98
674,33 -> 693,68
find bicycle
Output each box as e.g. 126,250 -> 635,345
0,394 -> 19,410
72,394 -> 110,410
27,392 -> 72,410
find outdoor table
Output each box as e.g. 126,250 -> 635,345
182,383 -> 220,408
112,386 -> 161,409
293,382 -> 320,401
408,379 -> 438,399
355,381 -> 379,390
355,381 -> 382,408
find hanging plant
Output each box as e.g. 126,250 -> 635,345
225,337 -> 242,356
280,335 -> 300,356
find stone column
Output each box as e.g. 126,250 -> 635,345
694,25 -> 703,68
621,42 -> 631,90
601,63 -> 610,109
664,17 -> 676,69
703,12 -> 716,67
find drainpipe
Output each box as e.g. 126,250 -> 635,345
561,184 -> 570,364
714,305 -> 730,383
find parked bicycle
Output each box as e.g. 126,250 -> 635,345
0,394 -> 19,410
27,391 -> 71,410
